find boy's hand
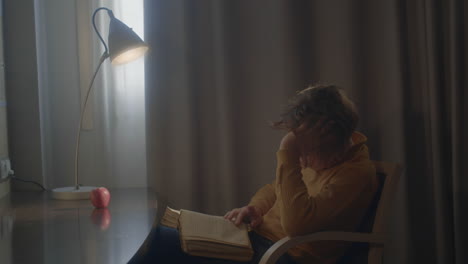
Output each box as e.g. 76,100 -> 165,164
279,118 -> 337,168
279,131 -> 299,152
224,205 -> 263,228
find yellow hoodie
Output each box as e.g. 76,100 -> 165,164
249,132 -> 377,264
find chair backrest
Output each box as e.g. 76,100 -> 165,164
367,161 -> 402,264
338,161 -> 403,264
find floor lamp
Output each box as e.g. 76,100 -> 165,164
51,7 -> 148,200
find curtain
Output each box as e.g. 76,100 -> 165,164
145,0 -> 300,214
145,0 -> 468,263
88,0 -> 147,188
399,0 -> 468,263
34,0 -> 147,189
144,0 -> 405,218
74,0 -> 147,188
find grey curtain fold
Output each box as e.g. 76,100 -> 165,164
144,0 -> 300,214
144,0 -> 467,263
400,0 -> 468,263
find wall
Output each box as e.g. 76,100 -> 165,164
0,9 -> 12,264
0,0 -> 7,162
3,0 -> 43,190
0,0 -> 10,197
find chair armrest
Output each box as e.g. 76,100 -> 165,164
259,231 -> 385,264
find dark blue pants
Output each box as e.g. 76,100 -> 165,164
128,226 -> 297,264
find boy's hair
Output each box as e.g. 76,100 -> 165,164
272,84 -> 359,152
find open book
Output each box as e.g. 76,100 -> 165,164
160,206 -> 254,262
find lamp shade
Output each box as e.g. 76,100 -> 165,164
108,17 -> 148,65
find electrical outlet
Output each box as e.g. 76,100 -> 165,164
0,159 -> 13,180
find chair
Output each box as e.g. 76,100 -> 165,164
259,161 -> 403,264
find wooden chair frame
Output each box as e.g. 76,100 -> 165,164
259,161 -> 403,264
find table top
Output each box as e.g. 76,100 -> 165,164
0,188 -> 160,264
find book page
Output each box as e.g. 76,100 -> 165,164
179,209 -> 251,247
160,206 -> 180,229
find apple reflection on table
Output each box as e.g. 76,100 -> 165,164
90,208 -> 111,231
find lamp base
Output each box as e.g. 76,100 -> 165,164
51,186 -> 97,200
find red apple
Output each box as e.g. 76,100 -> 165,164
91,208 -> 111,230
90,187 -> 111,208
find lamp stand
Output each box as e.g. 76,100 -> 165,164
51,53 -> 109,200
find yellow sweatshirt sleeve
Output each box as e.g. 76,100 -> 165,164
276,150 -> 376,236
248,180 -> 277,216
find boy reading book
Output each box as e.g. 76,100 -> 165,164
129,85 -> 377,264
